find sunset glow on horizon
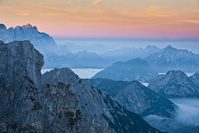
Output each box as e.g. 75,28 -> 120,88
0,0 -> 199,40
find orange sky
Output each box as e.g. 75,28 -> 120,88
0,0 -> 199,39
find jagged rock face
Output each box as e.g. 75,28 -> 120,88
0,41 -> 44,132
92,58 -> 158,82
40,82 -> 114,133
145,45 -> 199,73
42,68 -> 113,120
0,40 -> 44,88
42,68 -> 163,133
0,24 -> 56,47
190,71 -> 199,87
148,70 -> 199,98
0,41 -> 162,132
115,81 -> 177,118
0,24 -> 59,56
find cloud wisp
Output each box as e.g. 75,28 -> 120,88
88,0 -> 103,10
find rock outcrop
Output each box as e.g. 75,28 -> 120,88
0,40 -> 44,88
0,41 -> 163,133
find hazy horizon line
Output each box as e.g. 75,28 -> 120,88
54,37 -> 199,42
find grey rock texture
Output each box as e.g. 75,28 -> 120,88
0,40 -> 163,133
0,41 -> 44,132
92,58 -> 158,82
0,40 -> 44,88
115,81 -> 177,118
42,68 -> 163,133
148,70 -> 199,98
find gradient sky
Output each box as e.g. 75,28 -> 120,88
0,0 -> 199,39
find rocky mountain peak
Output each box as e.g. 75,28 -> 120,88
0,40 -> 163,132
22,23 -> 33,28
145,45 -> 159,50
42,68 -> 163,133
145,45 -> 199,73
115,80 -> 177,117
92,58 -> 158,82
15,25 -> 21,29
166,70 -> 189,78
0,24 -> 6,30
148,70 -> 199,98
0,40 -> 44,88
0,23 -> 57,56
163,45 -> 177,51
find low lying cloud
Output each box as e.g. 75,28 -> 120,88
172,98 -> 199,127
145,98 -> 199,132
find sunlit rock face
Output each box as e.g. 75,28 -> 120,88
0,24 -> 56,47
0,23 -> 59,56
0,40 -> 163,133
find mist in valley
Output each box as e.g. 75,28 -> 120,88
172,98 -> 199,127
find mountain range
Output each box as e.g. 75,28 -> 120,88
92,58 -> 158,82
102,45 -> 161,61
86,78 -> 177,118
0,40 -> 163,132
148,70 -> 199,98
0,24 -> 58,55
44,50 -> 112,68
0,24 -> 113,69
145,45 -> 199,73
1,23 -> 199,72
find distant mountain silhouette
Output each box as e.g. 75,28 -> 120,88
145,45 -> 199,73
92,58 -> 158,82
